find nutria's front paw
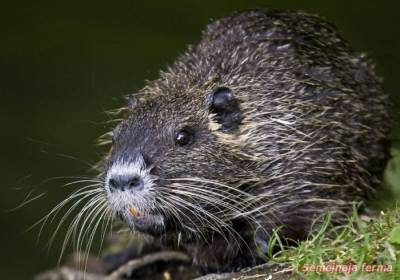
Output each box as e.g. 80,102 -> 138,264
102,244 -> 161,273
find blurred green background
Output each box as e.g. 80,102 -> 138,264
0,1 -> 399,279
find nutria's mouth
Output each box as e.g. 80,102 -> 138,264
117,206 -> 165,236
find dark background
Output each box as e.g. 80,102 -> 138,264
0,1 -> 399,279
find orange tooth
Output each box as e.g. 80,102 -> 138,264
129,207 -> 142,217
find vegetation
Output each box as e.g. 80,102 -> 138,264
264,148 -> 400,279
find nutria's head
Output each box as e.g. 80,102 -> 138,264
103,85 -> 251,238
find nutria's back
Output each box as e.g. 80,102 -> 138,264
100,10 -> 390,270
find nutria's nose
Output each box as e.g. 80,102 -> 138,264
108,174 -> 144,192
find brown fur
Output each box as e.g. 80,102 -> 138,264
101,10 -> 390,270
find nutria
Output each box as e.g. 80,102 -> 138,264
99,10 -> 390,270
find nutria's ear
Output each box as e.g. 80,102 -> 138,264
126,94 -> 138,109
209,87 -> 242,131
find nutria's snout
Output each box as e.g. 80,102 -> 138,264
104,153 -> 165,235
108,174 -> 145,192
105,153 -> 151,194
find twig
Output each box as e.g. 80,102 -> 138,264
34,266 -> 105,280
106,251 -> 190,280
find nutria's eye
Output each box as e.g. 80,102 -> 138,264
175,129 -> 193,146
